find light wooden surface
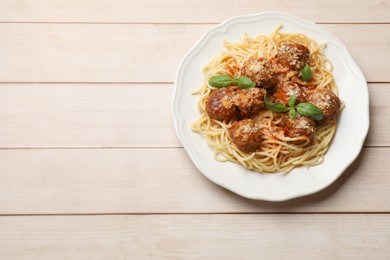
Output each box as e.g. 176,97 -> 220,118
1,1 -> 389,259
1,215 -> 390,259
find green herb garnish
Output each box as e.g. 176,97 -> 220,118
288,94 -> 297,107
208,75 -> 233,88
208,75 -> 255,89
264,94 -> 324,121
301,64 -> 312,82
296,102 -> 324,121
289,108 -> 298,119
264,96 -> 289,113
232,76 -> 256,89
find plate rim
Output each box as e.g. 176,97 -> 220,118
172,11 -> 369,201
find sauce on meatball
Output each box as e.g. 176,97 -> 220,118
272,81 -> 307,106
275,43 -> 310,71
205,87 -> 237,121
233,87 -> 267,118
282,115 -> 315,139
241,57 -> 276,88
308,88 -> 341,123
229,119 -> 262,153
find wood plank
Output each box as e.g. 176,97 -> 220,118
0,83 -> 385,148
0,84 -> 180,148
1,214 -> 389,259
0,147 -> 388,214
0,24 -> 388,82
0,0 -> 389,23
365,83 -> 390,146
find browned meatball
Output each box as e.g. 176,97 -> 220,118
233,88 -> 267,118
308,88 -> 341,123
272,81 -> 307,106
282,115 -> 315,139
275,43 -> 310,71
206,87 -> 237,121
229,119 -> 262,153
241,57 -> 276,88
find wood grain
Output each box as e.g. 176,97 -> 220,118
0,83 -> 385,148
0,84 -> 179,148
0,24 -> 389,82
0,0 -> 389,23
1,214 -> 390,259
0,147 -> 387,214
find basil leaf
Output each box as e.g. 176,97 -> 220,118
209,75 -> 233,88
264,96 -> 289,113
301,64 -> 312,82
296,102 -> 324,121
289,109 -> 298,119
233,76 -> 256,89
288,94 -> 297,107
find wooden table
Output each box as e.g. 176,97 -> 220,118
0,1 -> 389,258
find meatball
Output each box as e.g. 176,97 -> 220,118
229,119 -> 262,153
282,115 -> 315,140
308,88 -> 341,123
272,81 -> 307,106
241,57 -> 276,88
206,87 -> 237,121
233,88 -> 267,118
275,43 -> 310,71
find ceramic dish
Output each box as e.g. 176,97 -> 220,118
172,12 -> 369,201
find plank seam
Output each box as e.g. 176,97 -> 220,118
1,212 -> 390,217
0,21 -> 389,25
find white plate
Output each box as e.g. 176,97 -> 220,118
172,12 -> 369,201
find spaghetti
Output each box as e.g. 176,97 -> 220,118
191,25 -> 342,173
